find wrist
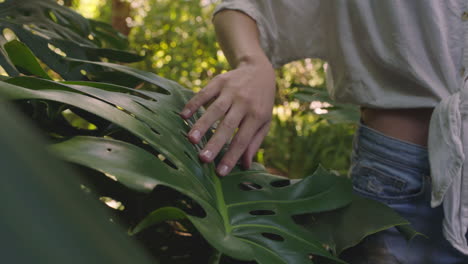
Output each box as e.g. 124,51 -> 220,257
236,54 -> 272,69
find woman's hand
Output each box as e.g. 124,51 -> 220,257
180,56 -> 276,176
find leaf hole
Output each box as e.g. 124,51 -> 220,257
249,210 -> 276,216
238,182 -> 262,191
61,109 -> 98,130
0,65 -> 6,76
130,91 -> 157,101
270,179 -> 291,188
134,100 -> 157,115
184,151 -> 196,162
156,153 -> 178,170
48,43 -> 67,57
80,69 -> 88,76
157,154 -> 166,161
261,233 -> 284,242
138,82 -> 171,95
2,28 -> 17,42
47,11 -> 58,23
103,173 -> 117,181
99,196 -> 125,211
106,148 -> 112,152
151,127 -> 161,135
164,159 -> 178,170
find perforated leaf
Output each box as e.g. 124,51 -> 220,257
0,100 -> 157,264
0,0 -> 142,79
0,61 -> 416,263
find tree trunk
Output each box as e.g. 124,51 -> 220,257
112,0 -> 131,36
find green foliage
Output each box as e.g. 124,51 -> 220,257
0,1 -> 419,263
261,82 -> 359,179
128,0 -> 225,91
0,99 -> 156,264
0,59 -> 415,263
71,0 -> 226,91
262,65 -> 360,179
69,0 -> 357,178
263,114 -> 355,179
0,0 -> 141,79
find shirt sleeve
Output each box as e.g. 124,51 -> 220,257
213,0 -> 326,68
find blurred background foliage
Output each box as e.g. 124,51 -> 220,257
54,0 -> 357,179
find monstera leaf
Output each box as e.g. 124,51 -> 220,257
0,0 -> 142,79
0,100 -> 157,264
0,58 -> 416,263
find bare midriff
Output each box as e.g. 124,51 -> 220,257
360,107 -> 435,147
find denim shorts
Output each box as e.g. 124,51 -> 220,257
341,124 -> 468,264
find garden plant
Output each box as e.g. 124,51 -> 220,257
0,1 -> 419,263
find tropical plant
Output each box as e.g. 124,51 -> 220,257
0,0 -> 141,79
0,99 -> 156,264
0,1 -> 418,263
65,0 -> 358,179
261,73 -> 360,179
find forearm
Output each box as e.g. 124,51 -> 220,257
213,10 -> 270,68
181,10 -> 276,176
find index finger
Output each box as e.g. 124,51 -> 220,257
180,78 -> 222,119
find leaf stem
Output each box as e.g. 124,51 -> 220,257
210,163 -> 232,233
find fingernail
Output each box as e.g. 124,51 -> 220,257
201,149 -> 213,160
217,165 -> 229,176
190,130 -> 200,141
180,109 -> 191,117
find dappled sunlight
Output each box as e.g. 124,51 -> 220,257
74,0 -> 104,18
309,100 -> 331,115
52,0 -> 352,190
100,196 -> 125,211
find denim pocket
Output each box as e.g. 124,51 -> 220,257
351,156 -> 425,203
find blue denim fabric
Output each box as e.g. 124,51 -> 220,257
345,124 -> 468,264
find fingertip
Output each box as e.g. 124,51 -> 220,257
188,136 -> 199,145
180,108 -> 192,119
188,130 -> 201,143
198,149 -> 213,163
217,164 -> 229,177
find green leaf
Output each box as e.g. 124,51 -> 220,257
0,63 -> 418,264
0,35 -> 19,76
0,99 -> 157,264
0,0 -> 142,79
4,40 -> 51,79
130,207 -> 188,235
293,86 -> 360,124
297,196 -> 413,255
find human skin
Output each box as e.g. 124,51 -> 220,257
179,10 -> 433,178
179,10 -> 276,176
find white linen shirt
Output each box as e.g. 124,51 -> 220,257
214,0 -> 468,254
